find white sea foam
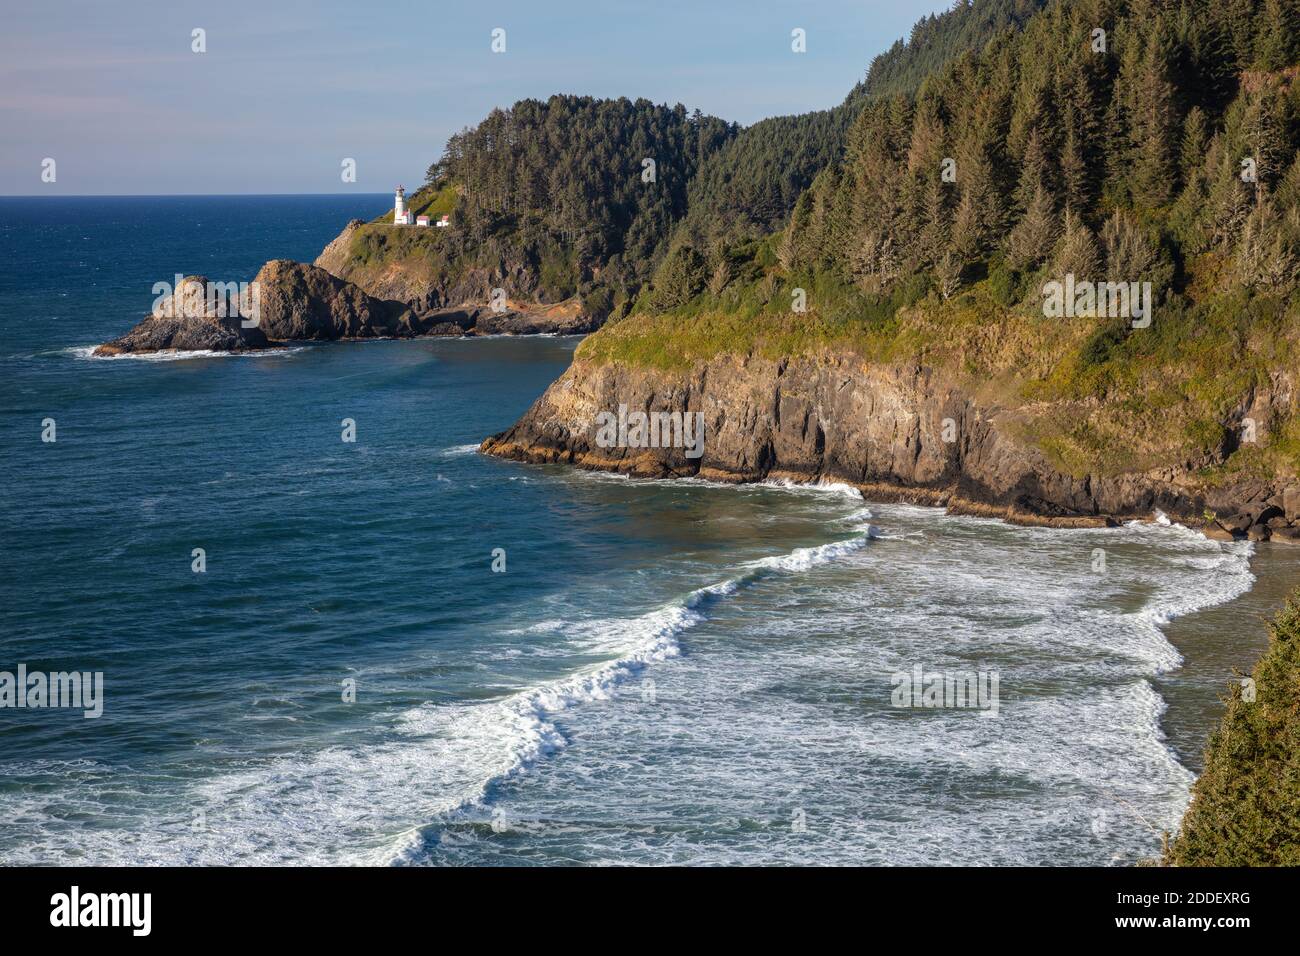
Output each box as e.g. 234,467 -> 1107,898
758,476 -> 866,499
0,483 -> 1259,867
745,532 -> 871,574
441,443 -> 482,457
1127,539 -> 1255,673
381,572 -> 817,865
569,468 -> 866,503
397,507 -> 1255,867
0,523 -> 867,867
69,345 -> 305,362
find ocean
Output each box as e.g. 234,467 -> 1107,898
0,195 -> 1289,866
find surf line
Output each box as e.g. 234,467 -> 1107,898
386,527 -> 879,862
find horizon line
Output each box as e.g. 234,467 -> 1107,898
0,192 -> 394,199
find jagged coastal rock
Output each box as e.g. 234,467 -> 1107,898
95,261 -> 597,356
94,265 -> 418,355
94,276 -> 271,355
482,349 -> 1300,539
98,176 -> 616,355
251,259 -> 423,340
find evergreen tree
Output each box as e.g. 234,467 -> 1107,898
1052,209 -> 1103,278
650,244 -> 708,309
1008,184 -> 1059,269
1180,106 -> 1208,179
1101,209 -> 1165,284
1122,24 -> 1179,207
1255,0 -> 1299,70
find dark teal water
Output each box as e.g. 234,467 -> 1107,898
0,196 -> 1269,865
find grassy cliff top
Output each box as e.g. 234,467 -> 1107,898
371,183 -> 458,225
577,254 -> 1300,482
573,0 -> 1300,486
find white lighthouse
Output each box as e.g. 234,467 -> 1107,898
394,185 -> 410,224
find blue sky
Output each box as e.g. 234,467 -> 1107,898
1,0 -> 953,195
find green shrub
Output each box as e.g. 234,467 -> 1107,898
1166,594 -> 1300,866
987,256 -> 1020,307
649,244 -> 708,310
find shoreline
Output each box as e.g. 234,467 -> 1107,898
483,452 -> 1294,857
478,348 -> 1300,544
479,436 -> 1194,532
1157,543 -> 1300,774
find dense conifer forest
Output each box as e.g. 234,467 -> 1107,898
384,0 -> 1058,310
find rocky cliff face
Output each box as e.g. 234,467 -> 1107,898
95,262 -> 597,355
94,276 -> 272,355
315,219 -> 470,307
313,219 -> 605,333
482,350 -> 1300,539
252,259 -> 423,340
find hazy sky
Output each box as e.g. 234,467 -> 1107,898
1,0 -> 952,195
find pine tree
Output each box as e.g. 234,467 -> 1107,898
1124,26 -> 1179,207
950,188 -> 985,263
1008,184 -> 1059,270
917,175 -> 954,268
1237,201 -> 1299,291
1059,118 -> 1091,215
776,229 -> 797,271
1255,0 -> 1299,71
707,257 -> 733,297
935,251 -> 963,300
1208,164 -> 1254,248
1242,90 -> 1289,193
1277,154 -> 1300,212
1052,209 -> 1102,279
850,231 -> 901,292
650,244 -> 707,309
1101,210 -> 1162,283
1180,106 -> 1208,180
1013,128 -> 1052,213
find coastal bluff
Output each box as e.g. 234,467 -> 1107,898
312,217 -> 605,334
482,347 -> 1300,539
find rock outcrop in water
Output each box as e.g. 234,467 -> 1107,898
252,259 -> 423,340
95,261 -> 596,355
482,349 -> 1300,538
94,276 -> 272,355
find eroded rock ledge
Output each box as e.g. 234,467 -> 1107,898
482,350 -> 1300,539
95,262 -> 596,356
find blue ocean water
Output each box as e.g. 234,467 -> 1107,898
0,196 -> 1266,865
